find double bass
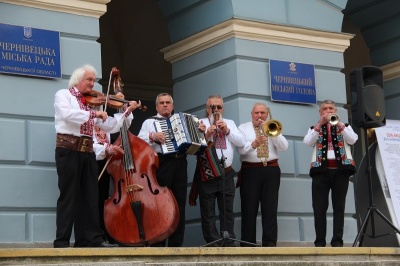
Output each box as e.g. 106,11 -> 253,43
103,68 -> 179,245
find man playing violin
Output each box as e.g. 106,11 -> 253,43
53,64 -> 139,248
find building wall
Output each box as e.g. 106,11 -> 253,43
0,1 -> 107,243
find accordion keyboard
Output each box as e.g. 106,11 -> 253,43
153,119 -> 176,154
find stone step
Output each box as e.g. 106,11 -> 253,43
23,261 -> 400,266
1,247 -> 399,265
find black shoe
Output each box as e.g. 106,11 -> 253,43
151,242 -> 166,247
54,245 -> 70,248
168,243 -> 183,247
262,242 -> 276,247
205,242 -> 221,247
222,241 -> 235,247
331,242 -> 343,247
89,241 -> 119,248
54,242 -> 70,248
314,243 -> 326,247
73,242 -> 87,247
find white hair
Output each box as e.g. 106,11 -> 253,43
68,64 -> 97,88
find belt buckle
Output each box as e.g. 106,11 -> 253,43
79,145 -> 86,152
82,138 -> 90,145
79,144 -> 92,153
79,137 -> 92,152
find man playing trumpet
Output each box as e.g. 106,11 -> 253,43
189,95 -> 243,247
236,103 -> 288,247
303,100 -> 358,247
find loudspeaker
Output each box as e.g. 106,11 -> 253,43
350,66 -> 386,128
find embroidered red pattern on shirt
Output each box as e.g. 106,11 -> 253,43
213,130 -> 227,149
69,87 -> 94,136
94,126 -> 109,145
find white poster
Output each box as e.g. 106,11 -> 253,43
375,120 -> 400,241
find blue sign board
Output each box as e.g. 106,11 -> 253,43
0,23 -> 61,79
269,59 -> 316,104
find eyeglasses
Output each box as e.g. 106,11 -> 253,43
208,105 -> 223,110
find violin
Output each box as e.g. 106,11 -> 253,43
84,90 -> 131,109
84,66 -> 147,112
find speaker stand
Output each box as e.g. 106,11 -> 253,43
353,128 -> 400,246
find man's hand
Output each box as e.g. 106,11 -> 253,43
128,100 -> 141,112
96,111 -> 108,122
215,120 -> 229,134
153,132 -> 166,144
206,124 -> 217,139
107,144 -> 124,156
251,135 -> 267,149
198,120 -> 206,133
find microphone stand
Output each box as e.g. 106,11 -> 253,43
203,107 -> 259,247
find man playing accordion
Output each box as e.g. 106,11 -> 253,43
138,93 -> 205,247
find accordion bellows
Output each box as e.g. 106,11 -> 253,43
154,112 -> 207,155
197,141 -> 223,182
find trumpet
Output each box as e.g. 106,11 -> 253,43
328,113 -> 339,125
261,108 -> 283,137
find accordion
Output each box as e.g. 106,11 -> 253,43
154,112 -> 207,155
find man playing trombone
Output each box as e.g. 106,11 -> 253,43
303,99 -> 358,247
236,103 -> 288,247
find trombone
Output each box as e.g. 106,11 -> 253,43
261,108 -> 283,137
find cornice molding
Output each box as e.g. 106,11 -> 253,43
0,0 -> 110,18
381,61 -> 400,82
161,19 -> 354,63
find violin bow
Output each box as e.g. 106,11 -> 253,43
98,67 -> 124,181
98,154 -> 113,181
103,68 -> 114,113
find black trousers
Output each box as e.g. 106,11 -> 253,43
156,154 -> 188,247
312,169 -> 349,246
54,148 -> 104,248
239,166 -> 281,247
196,168 -> 236,244
97,159 -> 115,243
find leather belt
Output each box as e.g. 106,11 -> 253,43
224,166 -> 232,174
56,133 -> 93,153
327,160 -> 337,168
241,159 -> 279,167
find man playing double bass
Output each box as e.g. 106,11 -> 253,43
93,99 -> 141,245
138,93 -> 206,247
